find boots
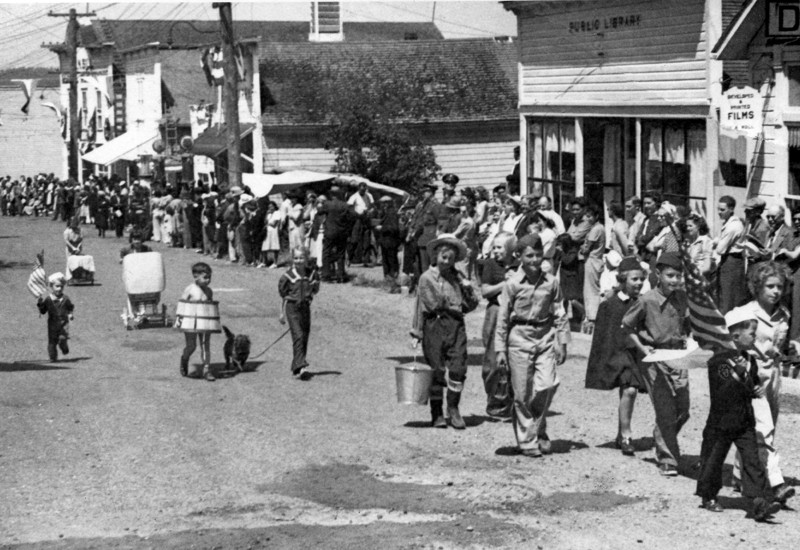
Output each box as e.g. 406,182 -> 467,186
203,364 -> 216,382
447,391 -> 466,430
430,399 -> 446,428
180,356 -> 188,377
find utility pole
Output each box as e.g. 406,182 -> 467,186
213,2 -> 241,190
49,7 -> 95,181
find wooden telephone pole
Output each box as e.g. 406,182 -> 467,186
49,7 -> 95,181
213,2 -> 242,190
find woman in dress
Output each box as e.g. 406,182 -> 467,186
63,218 -> 83,256
683,212 -> 714,277
580,203 -> 605,334
262,201 -> 282,268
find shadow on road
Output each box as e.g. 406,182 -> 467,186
0,360 -> 80,372
596,436 -> 654,452
494,439 -> 589,456
309,370 -> 342,378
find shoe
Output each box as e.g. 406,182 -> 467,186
538,435 -> 552,455
294,366 -> 311,381
773,484 -> 795,505
59,339 -> 69,355
701,498 -> 724,512
203,368 -> 216,382
658,464 -> 678,477
446,391 -> 466,430
732,479 -> 742,494
180,358 -> 188,377
753,497 -> 781,522
619,437 -> 635,456
430,400 -> 446,428
521,447 -> 543,458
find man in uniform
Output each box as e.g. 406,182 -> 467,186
408,183 -> 442,284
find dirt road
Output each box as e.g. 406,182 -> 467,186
1,216 -> 798,549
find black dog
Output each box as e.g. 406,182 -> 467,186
223,326 -> 252,372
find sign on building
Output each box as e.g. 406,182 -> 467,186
767,0 -> 800,37
720,86 -> 763,137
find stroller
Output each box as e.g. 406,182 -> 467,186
66,254 -> 95,285
121,251 -> 169,329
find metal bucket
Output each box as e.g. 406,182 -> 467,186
395,363 -> 433,405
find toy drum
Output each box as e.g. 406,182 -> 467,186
174,300 -> 221,333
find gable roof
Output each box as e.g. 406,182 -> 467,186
85,19 -> 443,50
259,38 -> 518,126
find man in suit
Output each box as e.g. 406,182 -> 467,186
320,186 -> 355,283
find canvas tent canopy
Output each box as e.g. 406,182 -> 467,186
82,130 -> 159,165
241,170 -> 407,198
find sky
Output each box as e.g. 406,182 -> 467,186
0,1 -> 518,70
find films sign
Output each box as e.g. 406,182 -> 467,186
720,86 -> 763,137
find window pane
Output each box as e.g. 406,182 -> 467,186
544,122 -> 559,181
642,122 -> 662,192
560,122 -> 575,182
687,126 -> 706,197
789,66 -> 800,107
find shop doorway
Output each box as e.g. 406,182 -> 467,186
583,118 -> 626,221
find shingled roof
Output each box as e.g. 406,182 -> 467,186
259,38 -> 518,126
86,19 -> 443,50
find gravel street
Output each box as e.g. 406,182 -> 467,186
1,216 -> 799,549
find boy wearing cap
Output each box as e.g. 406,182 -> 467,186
696,308 -> 780,522
496,234 -> 570,457
37,272 -> 75,362
622,251 -> 691,476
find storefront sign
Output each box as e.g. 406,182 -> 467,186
568,14 -> 641,34
767,0 -> 800,37
720,86 -> 763,137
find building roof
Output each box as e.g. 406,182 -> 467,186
259,38 -> 518,126
0,68 -> 60,89
85,19 -> 443,49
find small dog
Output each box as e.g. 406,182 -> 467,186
223,326 -> 252,372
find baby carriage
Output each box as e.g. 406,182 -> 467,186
121,251 -> 169,329
66,254 -> 95,285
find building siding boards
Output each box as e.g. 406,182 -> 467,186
0,87 -> 66,177
519,0 -> 710,107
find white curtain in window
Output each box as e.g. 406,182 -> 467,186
545,123 -> 559,180
530,122 -> 543,179
665,127 -> 685,164
648,125 -> 662,161
688,127 -> 706,197
561,123 -> 575,154
603,124 -> 622,183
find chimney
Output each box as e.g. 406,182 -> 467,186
310,2 -> 343,42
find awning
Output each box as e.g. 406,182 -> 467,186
713,0 -> 762,60
82,130 -> 159,165
242,170 -> 407,198
192,123 -> 256,157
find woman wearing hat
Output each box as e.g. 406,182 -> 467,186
411,233 -> 479,429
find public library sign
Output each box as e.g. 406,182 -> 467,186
568,14 -> 642,34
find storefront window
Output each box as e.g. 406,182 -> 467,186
583,118 -> 624,216
528,118 -> 575,214
641,120 -> 705,205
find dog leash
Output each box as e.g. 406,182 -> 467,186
250,328 -> 291,359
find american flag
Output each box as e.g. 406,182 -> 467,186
27,251 -> 47,299
674,232 -> 736,351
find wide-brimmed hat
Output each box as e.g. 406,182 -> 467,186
228,186 -> 244,197
505,195 -> 522,207
239,194 -> 254,207
378,195 -> 393,203
427,233 -> 467,263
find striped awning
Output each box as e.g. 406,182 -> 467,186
790,126 -> 800,148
